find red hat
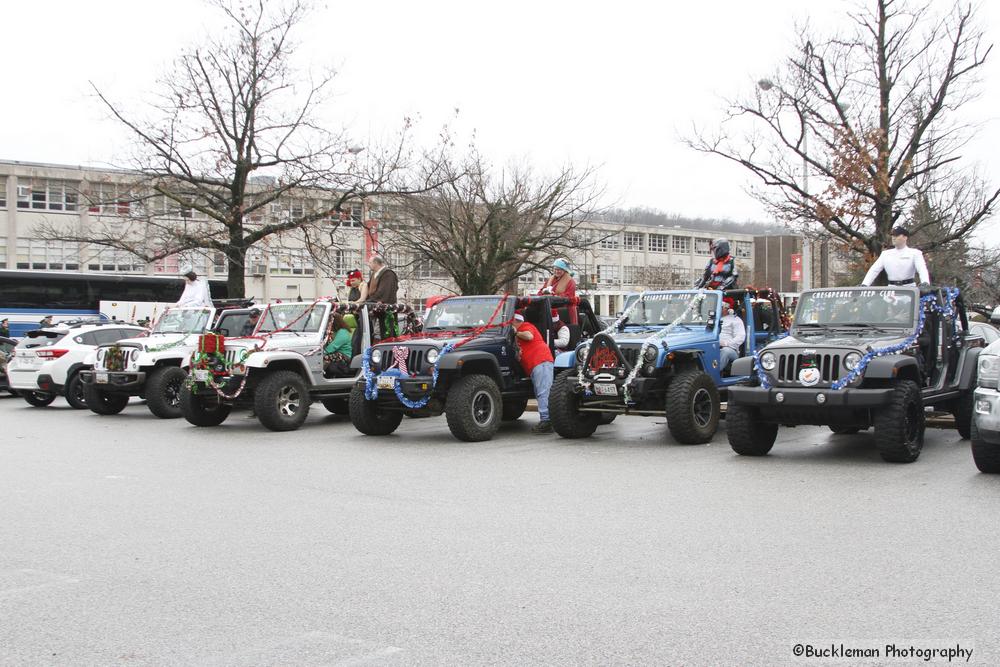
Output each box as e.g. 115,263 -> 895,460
345,269 -> 362,286
723,297 -> 736,309
513,310 -> 525,322
550,308 -> 560,321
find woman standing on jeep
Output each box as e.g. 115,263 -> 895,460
538,258 -> 578,324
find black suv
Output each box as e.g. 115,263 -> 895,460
349,295 -> 603,441
726,286 -> 984,463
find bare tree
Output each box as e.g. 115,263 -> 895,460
373,150 -> 609,295
38,0 -> 443,298
689,0 -> 999,265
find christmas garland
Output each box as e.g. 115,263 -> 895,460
753,287 -> 960,391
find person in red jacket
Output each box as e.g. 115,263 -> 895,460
514,310 -> 555,434
538,258 -> 578,324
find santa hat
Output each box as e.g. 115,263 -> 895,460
345,269 -> 362,286
723,297 -> 736,310
550,308 -> 560,322
513,311 -> 525,322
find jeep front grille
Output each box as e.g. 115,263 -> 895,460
620,347 -> 640,368
777,353 -> 842,384
379,347 -> 426,374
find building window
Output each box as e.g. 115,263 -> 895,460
695,237 -> 712,255
735,241 -> 753,258
597,264 -> 620,285
622,265 -> 640,285
350,204 -> 364,223
648,233 -> 670,253
413,259 -> 449,280
0,238 -> 7,269
599,232 -> 620,250
15,239 -> 80,271
672,236 -> 691,254
0,177 -> 6,208
335,249 -> 363,275
86,247 -> 144,273
213,252 -> 228,275
268,249 -> 315,276
153,253 -> 206,276
623,232 -> 644,251
17,179 -> 79,212
87,182 -> 132,216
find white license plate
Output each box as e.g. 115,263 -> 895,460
594,383 -> 618,396
193,369 -> 210,382
377,376 -> 396,390
96,372 -> 109,384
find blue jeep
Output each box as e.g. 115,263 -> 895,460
549,289 -> 788,443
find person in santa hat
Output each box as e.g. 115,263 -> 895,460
719,296 -> 745,374
345,269 -> 367,304
549,308 -> 571,352
514,310 -> 555,434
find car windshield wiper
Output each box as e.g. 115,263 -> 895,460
793,323 -> 827,329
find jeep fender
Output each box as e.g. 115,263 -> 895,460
437,351 -> 503,385
958,347 -> 982,390
670,348 -> 708,373
141,351 -> 185,367
730,356 -> 754,377
244,351 -> 312,377
864,354 -> 919,379
554,350 -> 576,369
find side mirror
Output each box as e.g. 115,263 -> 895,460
991,306 -> 1000,326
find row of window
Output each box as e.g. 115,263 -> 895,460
592,230 -> 753,258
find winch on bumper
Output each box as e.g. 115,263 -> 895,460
79,369 -> 147,391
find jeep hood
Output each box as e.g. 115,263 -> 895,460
611,328 -> 714,349
108,332 -> 191,351
771,331 -> 911,351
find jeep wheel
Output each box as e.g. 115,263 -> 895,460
349,384 -> 403,435
321,397 -> 350,415
501,396 -> 529,422
445,374 -> 502,442
952,390 -> 974,440
255,370 -> 310,432
874,380 -> 924,463
549,372 -> 599,439
727,402 -> 778,456
829,425 -> 860,435
83,383 -> 129,415
64,373 -> 88,410
598,412 -> 617,425
180,384 -> 231,426
146,366 -> 187,419
971,418 -> 1000,473
21,391 -> 56,407
665,370 -> 720,444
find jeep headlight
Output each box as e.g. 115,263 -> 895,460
576,346 -> 587,363
642,347 -> 657,363
370,349 -> 383,365
760,352 -> 777,371
96,348 -> 105,361
130,349 -> 140,362
425,348 -> 439,365
979,354 -> 1000,388
844,352 -> 862,371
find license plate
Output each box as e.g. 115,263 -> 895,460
377,376 -> 396,390
96,372 -> 109,384
193,369 -> 210,382
594,383 -> 618,396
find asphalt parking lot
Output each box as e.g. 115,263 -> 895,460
1,393 -> 998,666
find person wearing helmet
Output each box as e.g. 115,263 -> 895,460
695,238 -> 738,290
176,264 -> 213,307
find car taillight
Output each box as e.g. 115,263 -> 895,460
36,349 -> 69,359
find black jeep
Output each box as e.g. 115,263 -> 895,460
726,286 -> 984,463
349,295 -> 603,441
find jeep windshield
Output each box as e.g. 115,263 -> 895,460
793,289 -> 915,332
620,292 -> 720,327
257,303 -> 325,334
424,297 -> 507,330
153,308 -> 212,334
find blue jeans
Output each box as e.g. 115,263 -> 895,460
530,362 -> 554,421
720,346 -> 739,372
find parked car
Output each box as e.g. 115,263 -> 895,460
548,289 -> 788,443
726,286 -> 982,463
969,321 -> 1000,346
349,295 -> 603,442
971,337 -> 1000,472
6,320 -> 146,408
180,301 -> 418,431
79,304 -> 255,418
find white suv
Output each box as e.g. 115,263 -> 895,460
7,320 -> 147,408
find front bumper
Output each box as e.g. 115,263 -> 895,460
80,370 -> 147,392
728,385 -> 894,408
974,387 -> 1000,444
363,374 -> 437,403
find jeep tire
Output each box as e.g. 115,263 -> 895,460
874,380 -> 924,463
970,418 -> 1000,473
349,384 -> 403,435
501,396 -> 529,422
727,402 -> 778,456
321,397 -> 350,415
829,425 -> 860,435
665,370 -> 720,444
255,370 -> 310,432
446,374 -> 502,442
64,372 -> 88,410
83,383 -> 129,415
180,384 -> 231,427
549,372 -> 599,439
22,391 -> 56,407
146,366 -> 187,419
952,390 -> 974,440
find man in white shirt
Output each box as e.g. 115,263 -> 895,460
719,297 -> 746,373
550,309 -> 571,352
861,226 -> 930,287
176,264 -> 213,308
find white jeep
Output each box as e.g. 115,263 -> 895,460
180,301 -> 418,431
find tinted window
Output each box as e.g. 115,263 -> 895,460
216,312 -> 251,337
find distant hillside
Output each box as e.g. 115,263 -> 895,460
601,207 -> 786,236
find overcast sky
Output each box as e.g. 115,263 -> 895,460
4,0 -> 999,232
